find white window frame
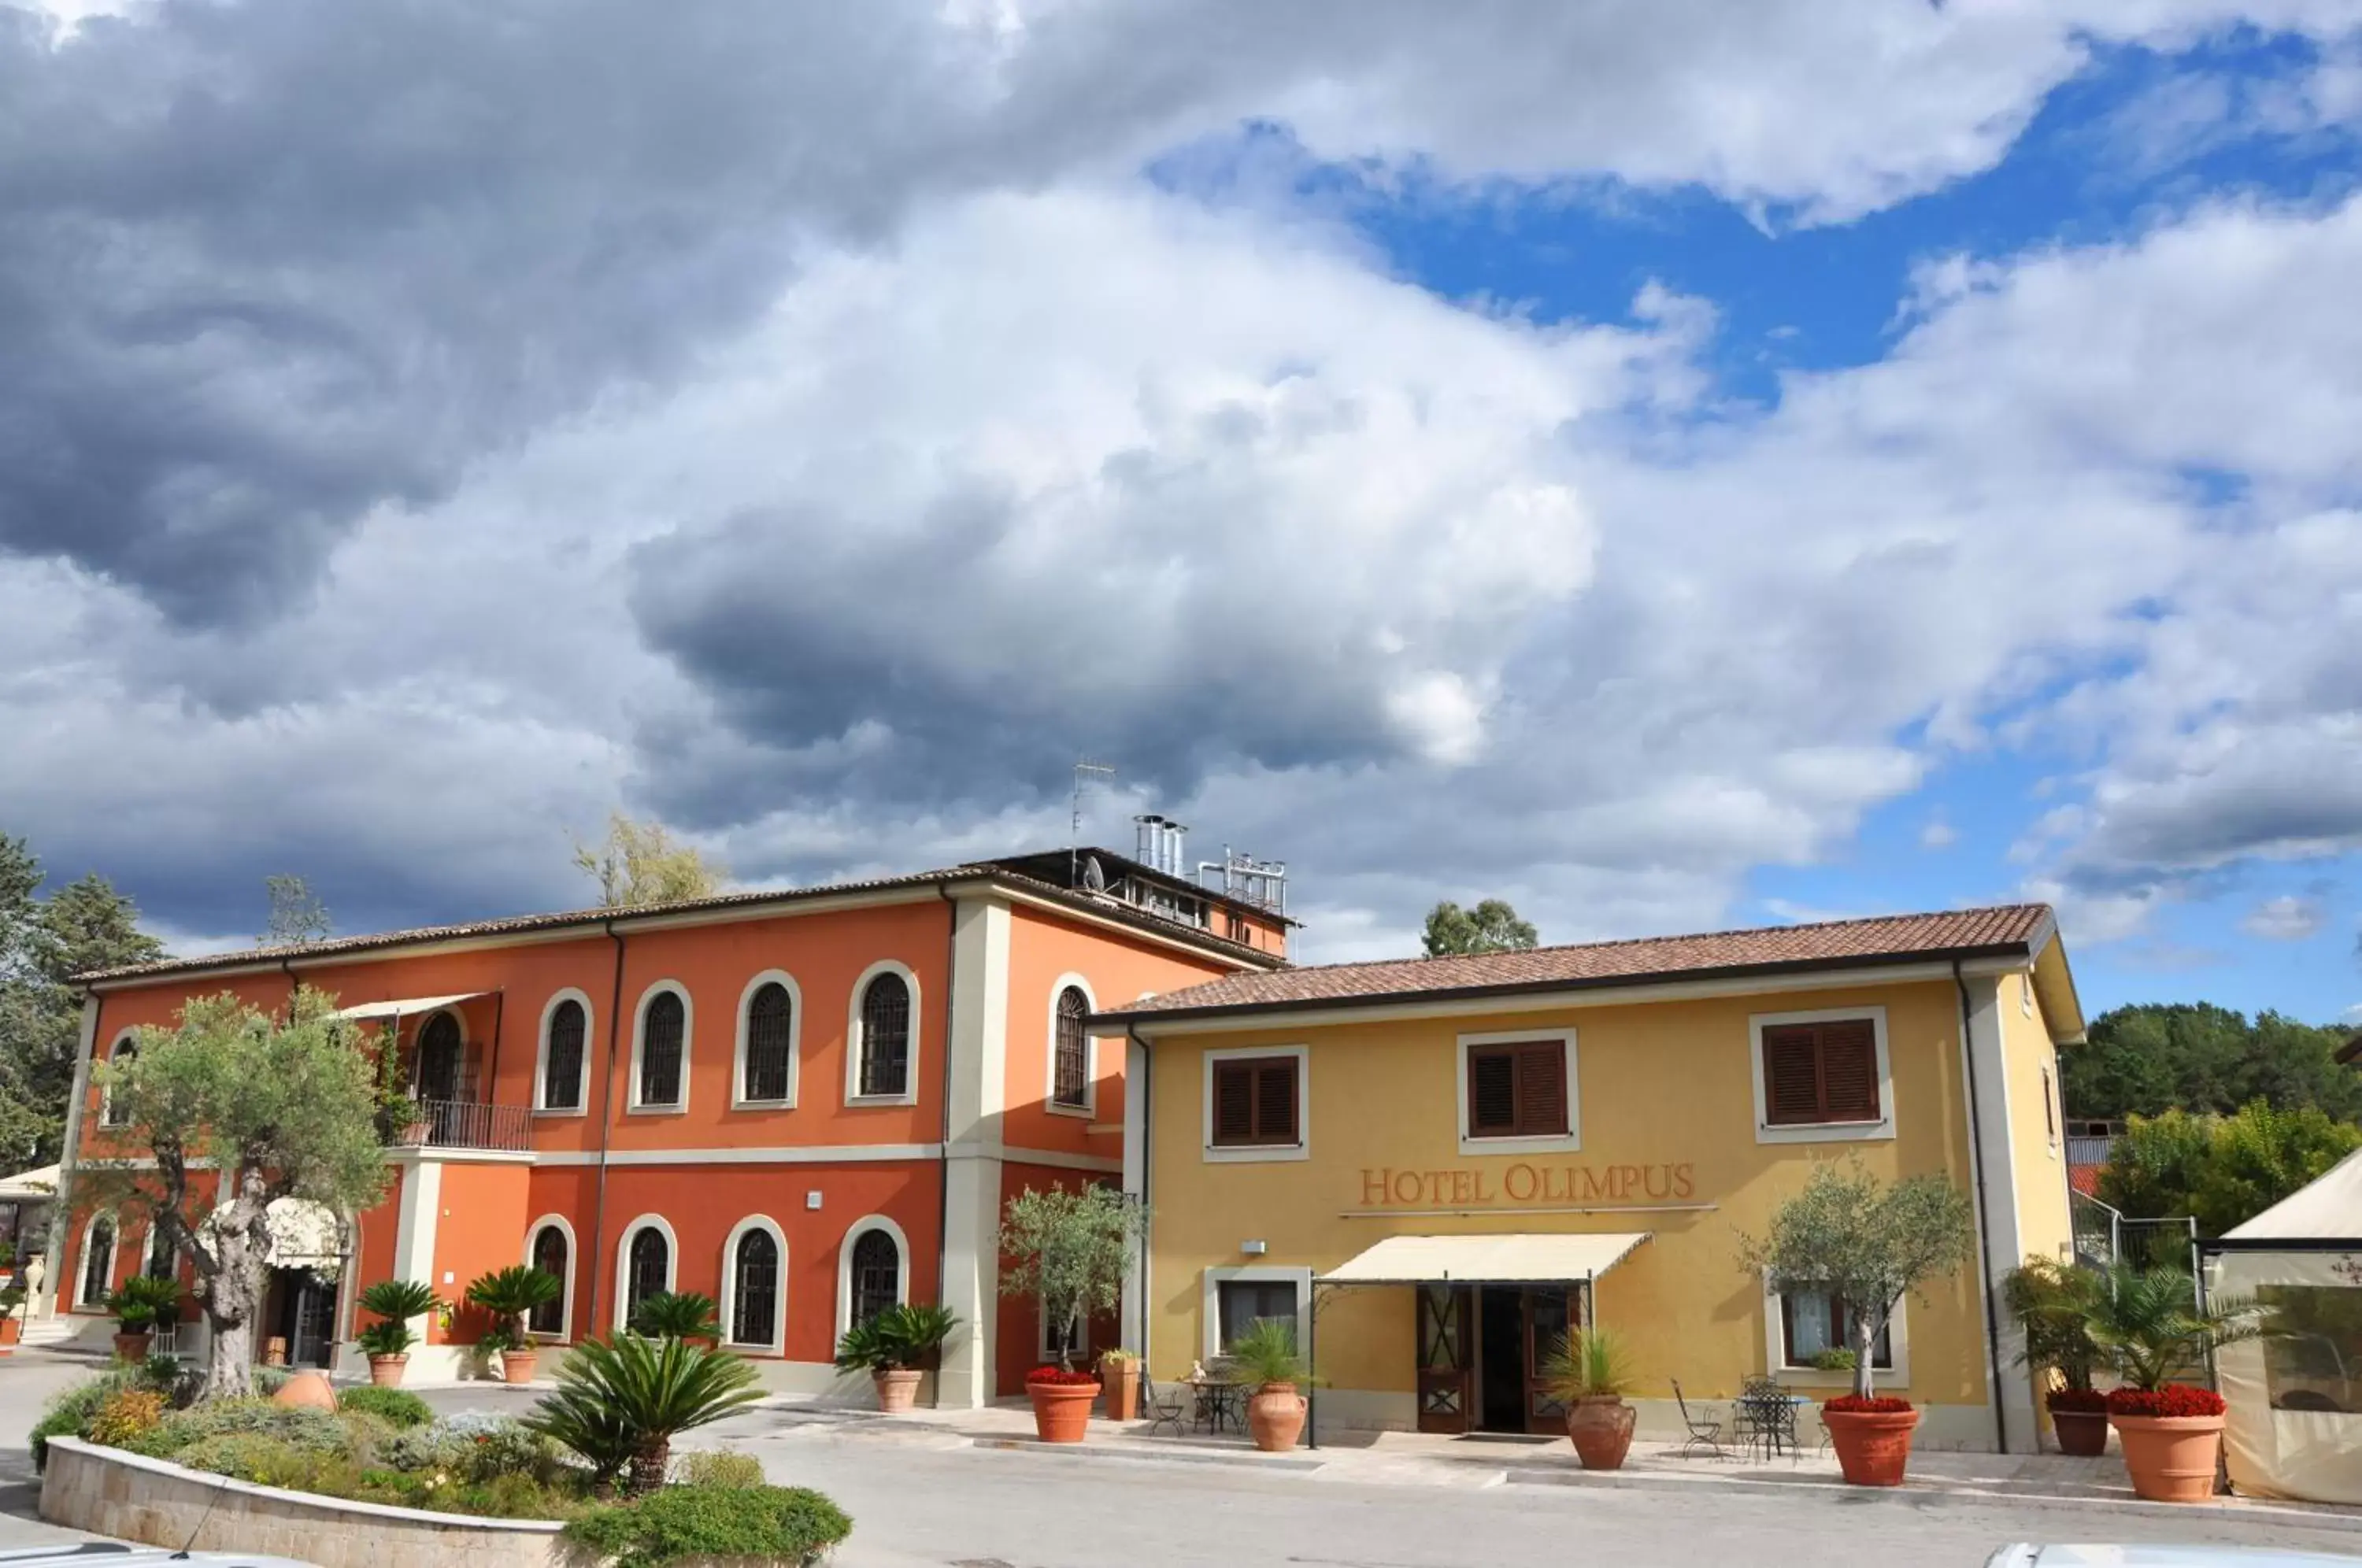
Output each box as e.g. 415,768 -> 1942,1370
1747,1004 -> 1894,1145
1200,1266 -> 1313,1359
75,1210 -> 119,1308
843,960 -> 921,1108
628,981 -> 694,1115
731,971 -> 802,1110
141,1219 -> 178,1281
613,1214 -> 679,1332
1201,1045 -> 1310,1163
1045,973 -> 1098,1119
835,1214 -> 910,1341
719,1214 -> 788,1353
415,1007 -> 470,1096
534,989 -> 594,1116
1763,1278 -> 1910,1389
522,1214 -> 578,1342
1454,1027 -> 1581,1157
98,1030 -> 139,1129
2042,1059 -> 2060,1159
1038,1291 -> 1092,1363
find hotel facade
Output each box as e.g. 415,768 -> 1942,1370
1098,906 -> 2085,1454
45,847 -> 1286,1402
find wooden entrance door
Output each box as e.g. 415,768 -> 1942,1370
1416,1284 -> 1472,1434
1520,1285 -> 1579,1430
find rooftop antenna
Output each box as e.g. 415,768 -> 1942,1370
1071,757 -> 1116,885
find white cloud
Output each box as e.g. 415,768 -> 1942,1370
2242,894 -> 2329,941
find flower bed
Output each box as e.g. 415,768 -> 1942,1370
1025,1366 -> 1098,1385
2045,1387 -> 2109,1414
2106,1383 -> 2225,1418
1821,1395 -> 1914,1415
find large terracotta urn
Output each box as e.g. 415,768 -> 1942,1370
272,1369 -> 339,1411
1568,1395 -> 1638,1470
368,1353 -> 409,1389
2111,1414 -> 2225,1502
1820,1403 -> 1920,1487
1027,1377 -> 1100,1443
874,1369 -> 923,1414
1246,1383 -> 1306,1452
500,1346 -> 539,1385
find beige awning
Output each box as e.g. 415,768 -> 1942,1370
335,992 -> 490,1023
0,1163 -> 59,1200
1318,1231 -> 1652,1285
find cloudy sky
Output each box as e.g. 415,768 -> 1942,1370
4,1 -> 2360,1023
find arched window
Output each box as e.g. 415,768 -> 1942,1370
857,973 -> 911,1099
1051,986 -> 1090,1109
79,1215 -> 117,1307
625,1226 -> 670,1319
638,992 -> 686,1108
528,1225 -> 569,1334
729,1228 -> 781,1348
145,1221 -> 177,1280
542,998 -> 587,1111
100,1037 -> 136,1128
416,1012 -> 463,1102
849,1228 -> 901,1326
742,983 -> 794,1104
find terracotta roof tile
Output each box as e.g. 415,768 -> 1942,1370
1102,903 -> 2055,1020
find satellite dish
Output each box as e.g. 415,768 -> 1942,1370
1082,855 -> 1106,892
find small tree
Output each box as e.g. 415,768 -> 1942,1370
86,988 -> 391,1399
572,814 -> 727,908
998,1185 -> 1147,1370
1735,1159 -> 1975,1400
2001,1255 -> 2105,1396
1421,899 -> 1538,957
259,874 -> 332,947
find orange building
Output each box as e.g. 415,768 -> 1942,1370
45,845 -> 1287,1403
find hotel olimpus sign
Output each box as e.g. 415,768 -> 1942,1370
1357,1162 -> 1697,1209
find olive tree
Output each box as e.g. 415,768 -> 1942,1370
997,1184 -> 1147,1370
1735,1159 -> 1975,1400
86,988 -> 389,1398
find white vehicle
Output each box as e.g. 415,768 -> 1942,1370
0,1544 -> 317,1568
1988,1548 -> 2362,1566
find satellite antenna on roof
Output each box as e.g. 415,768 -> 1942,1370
1071,757 -> 1116,885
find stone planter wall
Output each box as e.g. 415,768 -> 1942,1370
41,1438 -> 567,1568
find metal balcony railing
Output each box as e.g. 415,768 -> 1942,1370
391,1098 -> 532,1153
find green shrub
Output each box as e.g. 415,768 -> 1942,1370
668,1450 -> 765,1489
626,1291 -> 719,1341
139,1399 -> 352,1459
350,1467 -> 590,1520
380,1414 -> 561,1483
87,1388 -> 168,1448
31,1372 -> 131,1471
175,1433 -> 365,1496
336,1386 -> 433,1429
564,1484 -> 851,1568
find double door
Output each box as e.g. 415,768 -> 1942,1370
1416,1282 -> 1582,1435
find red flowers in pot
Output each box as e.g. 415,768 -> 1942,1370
1025,1365 -> 1101,1442
2106,1385 -> 2225,1419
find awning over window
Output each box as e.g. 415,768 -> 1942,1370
335,992 -> 491,1022
1317,1231 -> 1653,1285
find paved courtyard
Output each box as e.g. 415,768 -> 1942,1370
6,1352 -> 2359,1568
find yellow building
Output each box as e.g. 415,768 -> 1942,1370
1097,905 -> 2084,1453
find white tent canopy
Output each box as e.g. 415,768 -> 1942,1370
2205,1147 -> 2362,1507
1318,1231 -> 1652,1285
335,993 -> 488,1023
0,1163 -> 59,1200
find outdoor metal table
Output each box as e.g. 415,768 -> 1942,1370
1187,1378 -> 1246,1433
1734,1389 -> 1809,1460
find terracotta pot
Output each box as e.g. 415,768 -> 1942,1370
1821,1406 -> 1920,1487
1101,1362 -> 1140,1422
0,1316 -> 22,1355
874,1368 -> 923,1414
111,1329 -> 152,1362
272,1369 -> 339,1411
1246,1382 -> 1306,1452
2109,1412 -> 2224,1503
1568,1395 -> 1638,1470
2050,1407 -> 2109,1458
500,1347 -> 539,1385
1027,1380 -> 1100,1444
368,1353 -> 409,1389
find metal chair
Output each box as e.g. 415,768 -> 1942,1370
1736,1377 -> 1798,1462
1671,1380 -> 1726,1459
1141,1371 -> 1190,1436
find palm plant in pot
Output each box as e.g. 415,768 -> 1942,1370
2001,1256 -> 2109,1456
1227,1316 -> 1312,1452
355,1278 -> 439,1386
628,1289 -> 720,1343
834,1303 -> 959,1413
2082,1264 -> 2264,1502
1737,1159 -> 1975,1487
1546,1327 -> 1638,1470
524,1331 -> 763,1494
998,1184 -> 1149,1444
104,1274 -> 183,1361
465,1264 -> 564,1383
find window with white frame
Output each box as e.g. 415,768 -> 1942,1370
739,978 -> 796,1105
1050,985 -> 1091,1111
635,988 -> 688,1109
1749,1007 -> 1894,1145
77,1215 -> 116,1307
528,1223 -> 570,1336
540,995 -> 589,1111
144,1222 -> 176,1281
855,971 -> 912,1100
621,1223 -> 672,1323
1200,1267 -> 1312,1359
1203,1046 -> 1309,1161
1776,1289 -> 1894,1371
726,1223 -> 783,1349
99,1036 -> 136,1128
847,1228 -> 901,1326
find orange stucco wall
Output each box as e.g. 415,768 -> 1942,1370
992,1159 -> 1120,1397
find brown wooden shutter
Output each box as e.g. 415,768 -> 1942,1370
1515,1041 -> 1567,1136
1819,1020 -> 1879,1121
1213,1062 -> 1256,1145
1762,1025 -> 1824,1125
1255,1060 -> 1298,1145
1468,1048 -> 1517,1134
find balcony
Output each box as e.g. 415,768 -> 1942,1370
389,1098 -> 532,1155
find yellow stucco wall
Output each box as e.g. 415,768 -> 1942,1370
1144,977 -> 2019,1433
2002,971 -> 2075,1269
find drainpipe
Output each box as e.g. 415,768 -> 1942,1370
1956,960 -> 2008,1455
1129,1024 -> 1152,1364
585,919 -> 626,1333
